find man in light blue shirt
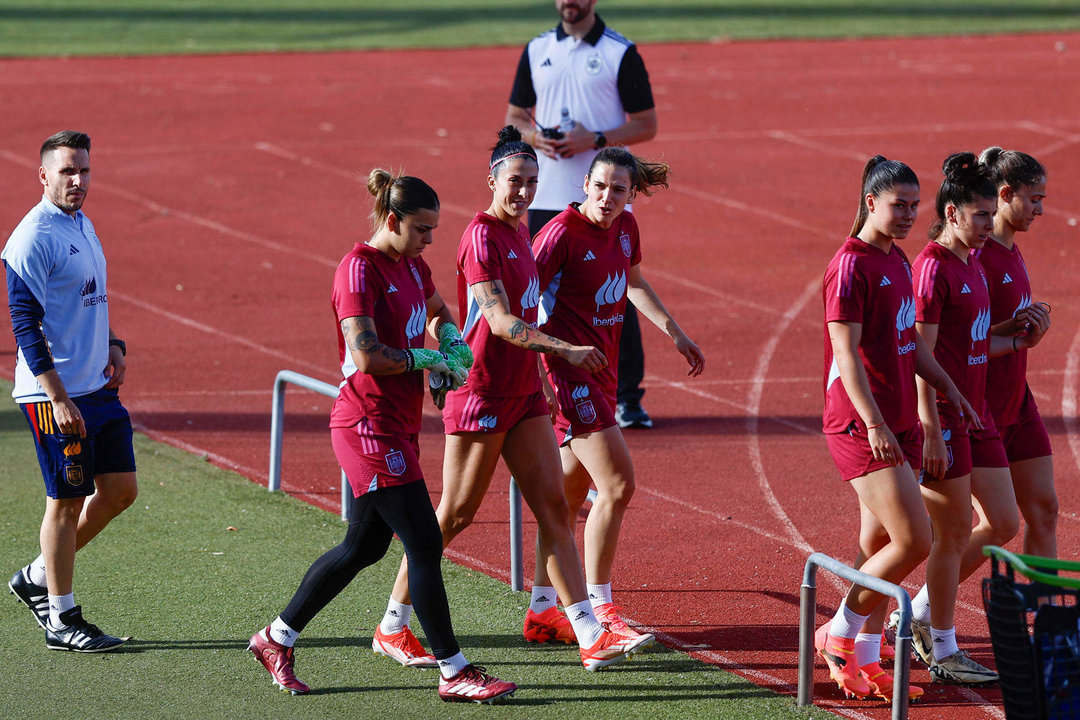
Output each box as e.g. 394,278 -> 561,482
3,131 -> 136,652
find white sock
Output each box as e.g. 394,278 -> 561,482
830,604 -> 870,639
379,598 -> 412,635
529,585 -> 557,613
268,617 -> 299,647
48,593 -> 76,628
564,599 -> 604,647
930,626 -> 959,661
911,585 -> 932,624
28,556 -> 47,587
854,632 -> 882,668
438,651 -> 469,679
587,583 -> 612,606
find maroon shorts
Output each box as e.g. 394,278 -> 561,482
998,404 -> 1053,463
826,422 -> 923,482
970,423 -> 1010,470
550,377 -> 617,446
331,419 -> 423,497
442,390 -> 549,434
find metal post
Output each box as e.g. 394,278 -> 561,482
798,552 -> 912,720
509,477 -> 524,592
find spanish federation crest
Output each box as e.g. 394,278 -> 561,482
619,232 -> 631,258
385,450 -> 406,476
575,400 -> 596,424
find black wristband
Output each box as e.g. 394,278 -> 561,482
109,338 -> 127,356
404,350 -> 415,372
1013,336 -> 1019,353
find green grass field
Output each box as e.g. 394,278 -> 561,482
0,384 -> 835,719
0,0 -> 1079,56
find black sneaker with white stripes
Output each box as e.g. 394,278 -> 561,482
9,566 -> 50,630
45,606 -> 128,653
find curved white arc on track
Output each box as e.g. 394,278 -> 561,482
746,277 -> 821,558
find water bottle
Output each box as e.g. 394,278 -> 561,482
559,108 -> 575,133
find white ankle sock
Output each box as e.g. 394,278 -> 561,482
930,626 -> 958,661
379,599 -> 412,635
911,585 -> 932,624
529,585 -> 557,613
269,617 -> 299,647
28,556 -> 47,587
854,632 -> 882,668
438,651 -> 469,679
587,583 -> 612,606
830,604 -> 870,639
564,599 -> 604,646
48,593 -> 75,628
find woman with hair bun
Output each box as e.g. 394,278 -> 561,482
531,147 -> 705,648
896,152 -> 1046,686
377,128 -> 649,673
974,147 -> 1055,556
817,155 -> 979,702
249,169 -> 517,704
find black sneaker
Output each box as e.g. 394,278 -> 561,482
615,402 -> 653,429
9,566 -> 49,630
45,606 -> 128,653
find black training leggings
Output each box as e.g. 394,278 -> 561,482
279,480 -> 459,660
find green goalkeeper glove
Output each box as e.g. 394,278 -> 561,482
406,348 -> 468,389
437,323 -> 474,370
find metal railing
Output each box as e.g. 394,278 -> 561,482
508,480 -> 597,591
267,370 -> 350,520
798,552 -> 913,720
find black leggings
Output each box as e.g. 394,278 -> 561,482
279,480 -> 459,660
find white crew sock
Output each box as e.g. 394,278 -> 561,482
830,604 -> 870,639
379,598 -> 412,635
911,585 -> 932,624
854,632 -> 882,668
587,583 -> 612,606
28,556 -> 47,587
268,617 -> 299,647
48,593 -> 76,628
564,599 -> 604,647
438,651 -> 469,679
529,585 -> 558,613
930,626 -> 959,661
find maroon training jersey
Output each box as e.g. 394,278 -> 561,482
822,237 -> 918,434
972,240 -> 1037,426
533,204 -> 642,394
329,243 -> 435,433
456,213 -> 543,397
913,242 -> 992,426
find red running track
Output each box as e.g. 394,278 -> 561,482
2,34 -> 1079,719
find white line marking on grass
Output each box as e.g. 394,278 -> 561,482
110,290 -> 331,378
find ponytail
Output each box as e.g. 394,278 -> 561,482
366,168 -> 439,233
850,155 -> 919,237
588,147 -> 670,196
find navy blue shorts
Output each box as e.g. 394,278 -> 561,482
20,388 -> 136,499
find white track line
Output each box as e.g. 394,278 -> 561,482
1062,320 -> 1080,493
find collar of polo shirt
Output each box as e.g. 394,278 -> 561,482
554,14 -> 606,45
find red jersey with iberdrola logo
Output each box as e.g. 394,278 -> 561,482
329,242 -> 435,433
532,204 -> 642,394
913,241 -> 992,426
972,240 -> 1037,426
455,212 -> 542,397
822,237 -> 918,434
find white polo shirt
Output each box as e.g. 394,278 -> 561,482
510,16 -> 654,211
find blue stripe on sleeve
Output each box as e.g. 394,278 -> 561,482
4,261 -> 54,375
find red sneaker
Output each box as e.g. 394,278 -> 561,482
860,662 -> 923,702
372,625 -> 438,668
880,628 -> 895,660
580,626 -> 651,671
817,624 -> 871,699
249,628 -> 310,695
592,602 -> 655,646
438,665 -> 517,704
523,607 -> 576,644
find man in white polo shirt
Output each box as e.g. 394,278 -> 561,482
506,0 -> 658,429
4,131 -> 136,652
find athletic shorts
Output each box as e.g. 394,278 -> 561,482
20,388 -> 136,500
550,377 -> 617,446
331,419 -> 423,498
442,389 -> 549,434
998,403 -> 1053,464
970,423 -> 1010,470
826,422 -> 923,482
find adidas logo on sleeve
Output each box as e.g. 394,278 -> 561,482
879,276 -> 891,287
960,283 -> 971,294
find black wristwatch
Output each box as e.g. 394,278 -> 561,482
593,132 -> 607,149
109,338 -> 127,356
